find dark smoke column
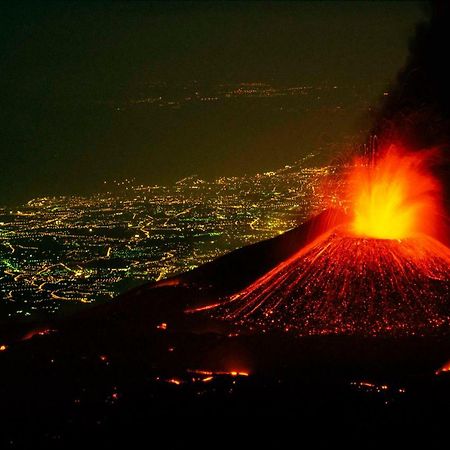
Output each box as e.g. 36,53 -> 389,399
373,1 -> 450,212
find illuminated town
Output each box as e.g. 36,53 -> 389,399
0,155 -> 336,321
110,80 -> 378,112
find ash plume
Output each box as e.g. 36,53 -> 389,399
373,1 -> 450,210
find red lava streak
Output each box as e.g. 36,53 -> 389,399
209,230 -> 450,335
200,147 -> 450,336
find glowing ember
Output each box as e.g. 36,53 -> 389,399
166,378 -> 182,385
187,369 -> 250,377
202,376 -> 213,382
22,328 -> 56,341
435,360 -> 450,375
349,146 -> 442,240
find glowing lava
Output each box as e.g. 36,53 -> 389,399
206,231 -> 450,336
196,145 -> 450,336
349,146 -> 442,240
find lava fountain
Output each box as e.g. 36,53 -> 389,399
201,145 -> 450,336
349,146 -> 443,240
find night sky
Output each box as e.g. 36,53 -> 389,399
1,1 -> 425,204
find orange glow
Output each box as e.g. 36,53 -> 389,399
188,369 -> 249,377
22,328 -> 55,341
0,344 -> 7,351
156,322 -> 167,330
435,360 -> 450,375
188,369 -> 213,375
230,371 -> 248,377
348,146 -> 442,240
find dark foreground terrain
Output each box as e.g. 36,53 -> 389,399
0,211 -> 449,448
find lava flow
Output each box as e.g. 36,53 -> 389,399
203,146 -> 450,336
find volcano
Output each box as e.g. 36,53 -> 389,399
204,228 -> 450,336
190,146 -> 450,337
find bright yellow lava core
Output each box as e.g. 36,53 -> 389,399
349,146 -> 441,240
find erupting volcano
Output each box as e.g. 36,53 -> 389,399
203,146 -> 450,336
